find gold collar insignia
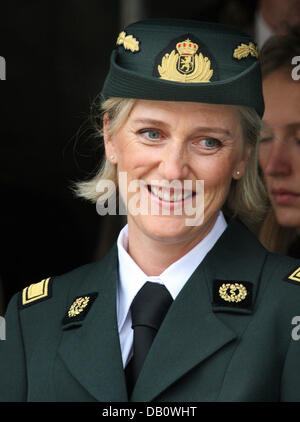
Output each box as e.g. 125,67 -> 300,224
212,279 -> 253,310
68,296 -> 90,318
62,292 -> 98,326
219,282 -> 247,303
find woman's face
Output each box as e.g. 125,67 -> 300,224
259,69 -> 300,230
104,100 -> 249,246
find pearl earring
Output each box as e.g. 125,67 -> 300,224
236,170 -> 240,175
110,155 -> 115,160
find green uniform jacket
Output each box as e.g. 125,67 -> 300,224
1,219 -> 300,402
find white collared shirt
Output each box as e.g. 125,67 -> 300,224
116,211 -> 227,367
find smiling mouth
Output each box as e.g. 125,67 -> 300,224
147,185 -> 195,202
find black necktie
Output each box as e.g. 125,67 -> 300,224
125,281 -> 173,396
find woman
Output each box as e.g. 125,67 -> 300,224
259,26 -> 300,256
1,18 -> 300,402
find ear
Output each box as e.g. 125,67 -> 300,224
232,145 -> 252,180
103,113 -> 117,164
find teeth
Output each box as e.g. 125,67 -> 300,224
150,185 -> 193,201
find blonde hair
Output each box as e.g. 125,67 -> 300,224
226,106 -> 268,229
74,98 -> 135,201
74,97 -> 268,227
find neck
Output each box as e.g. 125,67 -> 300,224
126,215 -> 218,276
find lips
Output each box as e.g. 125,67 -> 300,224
271,188 -> 300,205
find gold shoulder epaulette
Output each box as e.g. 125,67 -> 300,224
21,277 -> 52,308
287,267 -> 300,283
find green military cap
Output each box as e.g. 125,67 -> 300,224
101,18 -> 264,117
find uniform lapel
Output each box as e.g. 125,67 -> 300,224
57,245 -> 128,402
131,219 -> 268,402
131,264 -> 237,402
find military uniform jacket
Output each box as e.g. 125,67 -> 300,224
1,219 -> 300,402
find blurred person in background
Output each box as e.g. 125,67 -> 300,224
259,25 -> 300,256
255,0 -> 300,47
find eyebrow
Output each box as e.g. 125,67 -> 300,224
262,121 -> 300,132
131,118 -> 232,136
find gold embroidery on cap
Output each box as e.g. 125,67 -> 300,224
68,296 -> 90,318
233,42 -> 259,60
22,278 -> 51,305
219,283 -> 247,303
158,38 -> 213,83
288,267 -> 300,282
116,31 -> 140,52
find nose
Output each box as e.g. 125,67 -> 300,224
158,141 -> 189,181
260,139 -> 292,178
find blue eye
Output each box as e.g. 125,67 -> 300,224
200,138 -> 221,148
139,129 -> 161,141
147,130 -> 160,139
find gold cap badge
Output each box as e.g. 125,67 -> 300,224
158,38 -> 213,83
233,42 -> 259,60
116,31 -> 140,52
